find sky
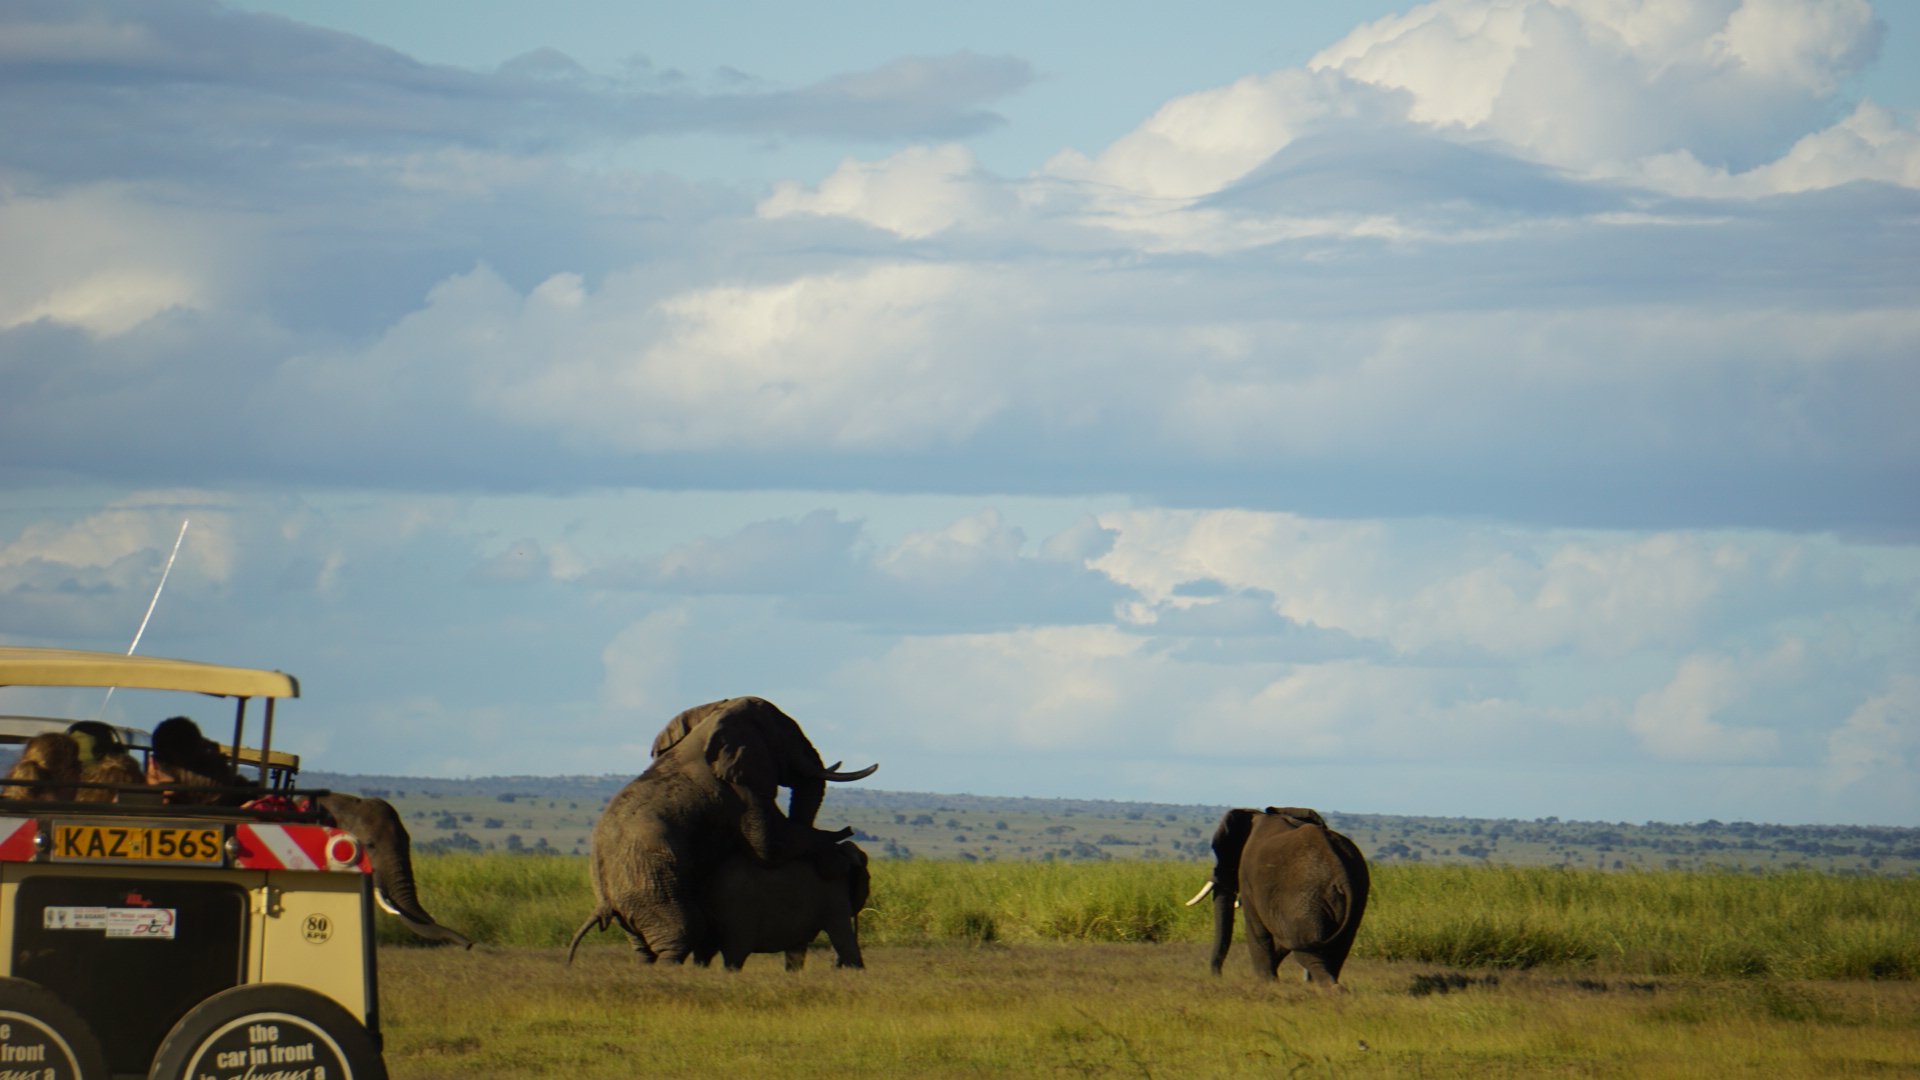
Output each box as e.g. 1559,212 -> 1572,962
2,0 -> 1916,826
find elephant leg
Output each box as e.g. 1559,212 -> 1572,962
784,949 -> 807,972
1295,952 -> 1348,990
604,911 -> 658,963
1243,909 -> 1286,980
825,916 -> 864,970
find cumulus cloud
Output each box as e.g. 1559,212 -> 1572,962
1089,510 -> 1884,662
760,144 -> 1016,238
1,0 -> 1914,532
1311,0 -> 1885,178
1827,668 -> 1920,776
5,488 -> 1912,819
1628,648 -> 1792,761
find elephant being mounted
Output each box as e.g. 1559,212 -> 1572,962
569,697 -> 877,965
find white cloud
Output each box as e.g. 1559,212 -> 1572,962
1628,99 -> 1920,194
1628,644 -> 1805,761
303,262 -> 1014,455
0,187 -> 227,335
759,144 -> 1014,238
1042,69 -> 1390,201
1312,0 -> 1884,180
835,625 -> 1143,752
1089,509 -> 1862,662
0,492 -> 239,584
1827,673 -> 1920,783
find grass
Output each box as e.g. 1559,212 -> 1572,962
377,858 -> 1920,1078
392,854 -> 1920,980
378,945 -> 1920,1080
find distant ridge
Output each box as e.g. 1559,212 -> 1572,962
299,772 -> 1231,819
297,771 -> 1917,839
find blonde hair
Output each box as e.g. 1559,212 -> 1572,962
4,733 -> 81,801
75,753 -> 145,803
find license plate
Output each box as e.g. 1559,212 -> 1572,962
50,823 -> 224,865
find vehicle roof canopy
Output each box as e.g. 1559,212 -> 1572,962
0,648 -> 299,699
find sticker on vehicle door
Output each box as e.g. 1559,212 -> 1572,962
42,905 -> 178,939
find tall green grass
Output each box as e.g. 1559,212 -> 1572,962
391,854 -> 1920,980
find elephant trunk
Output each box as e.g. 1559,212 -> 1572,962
786,777 -> 826,833
1209,885 -> 1238,976
318,793 -> 474,950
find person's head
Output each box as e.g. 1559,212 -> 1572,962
75,753 -> 145,803
66,721 -> 126,765
149,716 -> 237,804
4,733 -> 82,800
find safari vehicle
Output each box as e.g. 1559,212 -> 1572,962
0,647 -> 387,1080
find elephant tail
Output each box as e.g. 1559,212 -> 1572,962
567,908 -> 613,965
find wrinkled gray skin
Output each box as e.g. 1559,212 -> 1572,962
1203,807 -> 1368,987
695,841 -> 870,972
319,792 -> 474,949
568,698 -> 876,965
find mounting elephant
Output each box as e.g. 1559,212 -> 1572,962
568,697 -> 877,965
694,840 -> 871,972
317,792 -> 474,948
1186,807 -> 1368,987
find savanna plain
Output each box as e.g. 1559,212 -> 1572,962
378,856 -> 1920,1079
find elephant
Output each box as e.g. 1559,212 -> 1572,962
1186,807 -> 1368,987
318,792 -> 474,949
694,840 -> 870,972
568,697 -> 876,965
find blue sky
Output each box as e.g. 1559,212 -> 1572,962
2,0 -> 1916,825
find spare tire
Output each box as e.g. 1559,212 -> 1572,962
147,984 -> 386,1080
0,976 -> 112,1080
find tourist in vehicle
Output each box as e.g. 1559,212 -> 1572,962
67,721 -> 148,802
147,716 -> 240,805
2,732 -> 82,800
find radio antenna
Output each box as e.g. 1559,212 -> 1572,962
99,518 -> 189,719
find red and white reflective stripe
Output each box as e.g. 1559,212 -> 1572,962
232,824 -> 368,873
0,816 -> 35,862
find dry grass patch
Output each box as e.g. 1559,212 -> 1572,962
380,944 -> 1920,1080
396,855 -> 1920,980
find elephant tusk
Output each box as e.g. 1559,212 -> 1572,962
820,763 -> 878,782
374,888 -> 404,917
1184,880 -> 1214,907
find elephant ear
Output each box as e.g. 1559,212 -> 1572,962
1266,806 -> 1328,829
652,699 -> 736,758
702,703 -> 780,791
1209,808 -> 1258,889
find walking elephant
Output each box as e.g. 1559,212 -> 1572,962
695,840 -> 870,972
569,697 -> 876,965
1186,807 -> 1368,987
317,792 -> 474,949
